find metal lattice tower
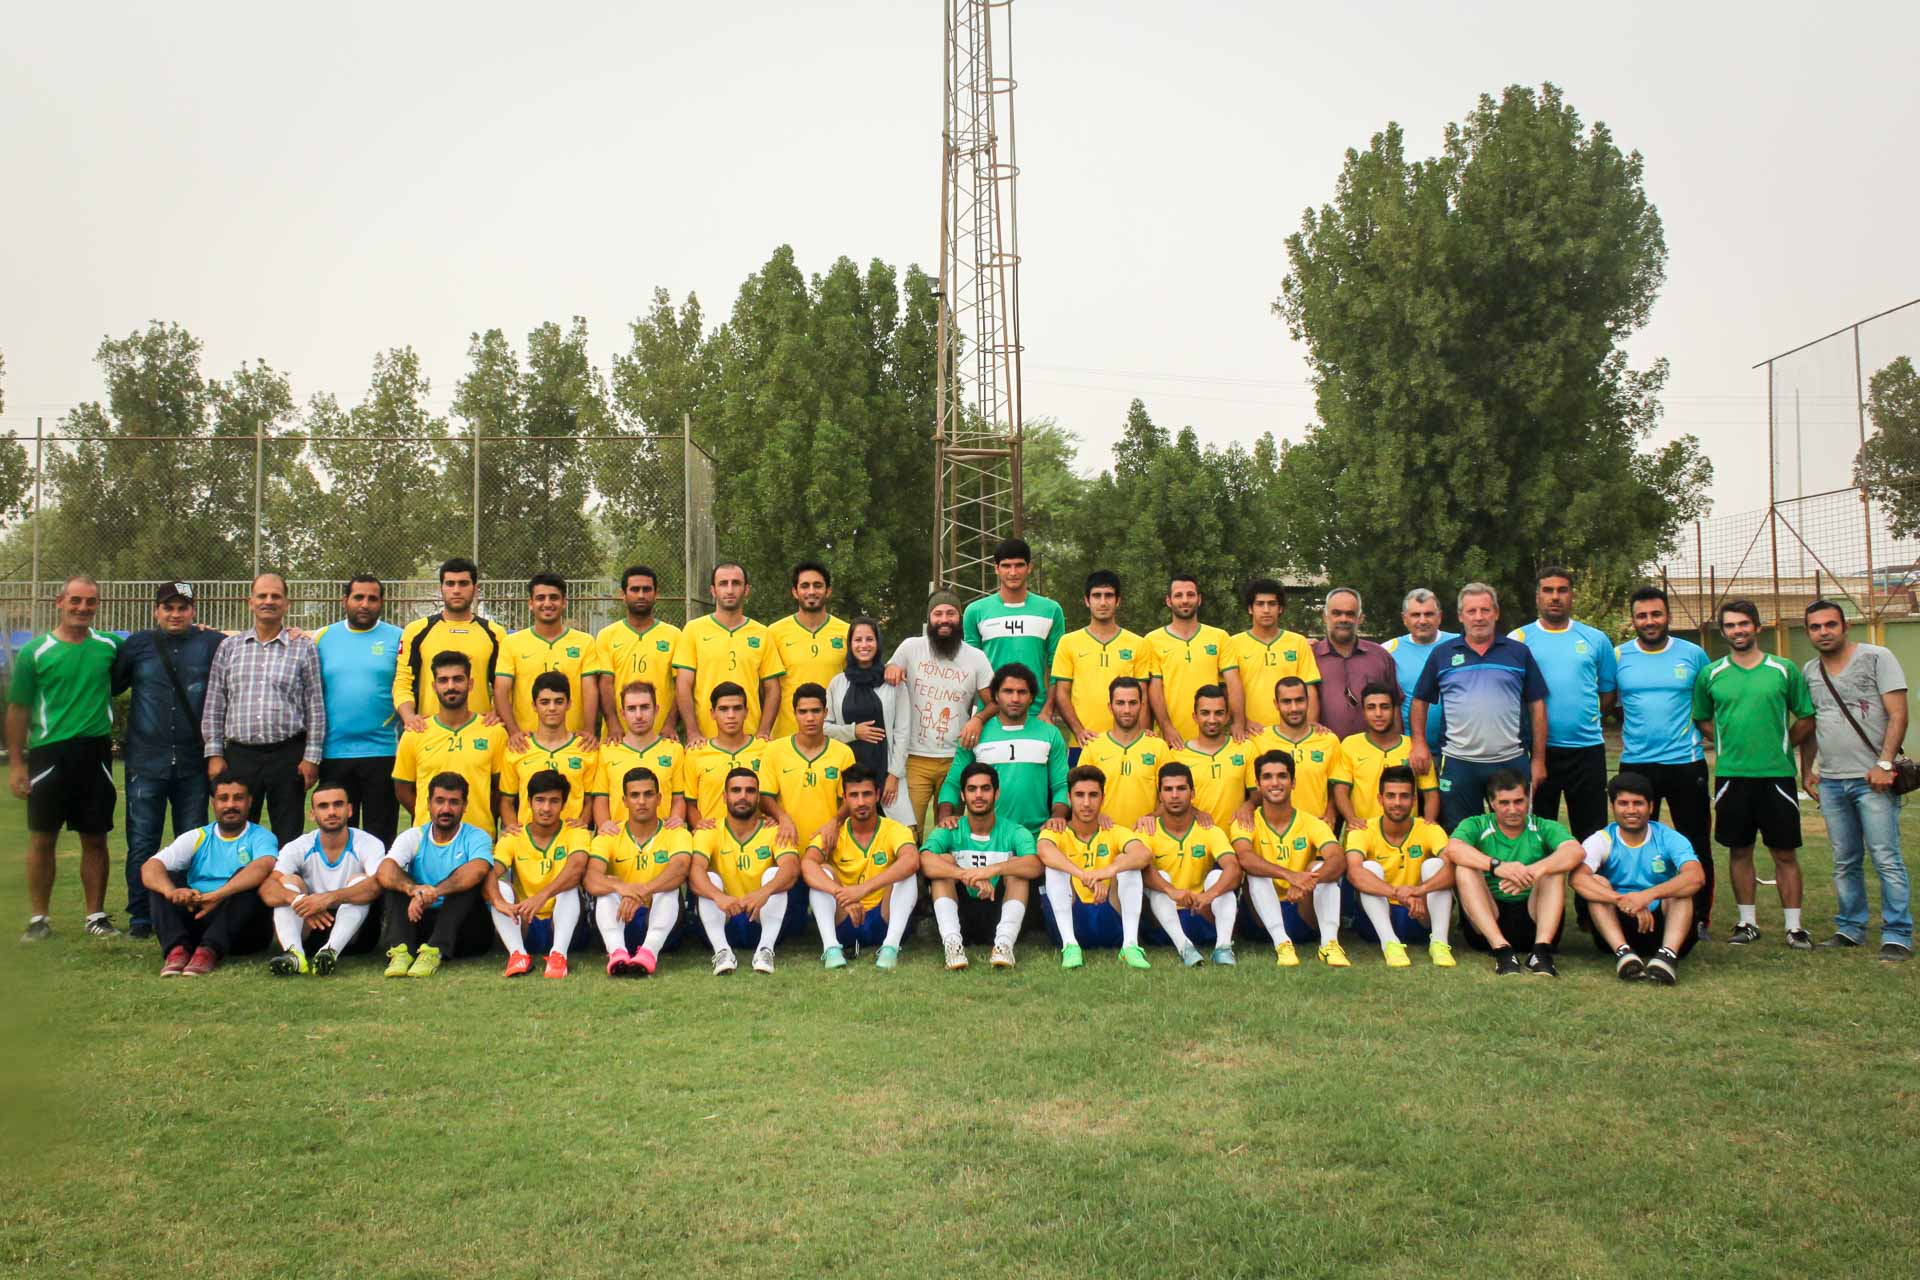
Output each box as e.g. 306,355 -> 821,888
933,0 -> 1024,597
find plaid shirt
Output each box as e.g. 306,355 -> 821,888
201,628 -> 327,762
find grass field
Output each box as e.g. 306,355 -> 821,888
3,777 -> 1917,1280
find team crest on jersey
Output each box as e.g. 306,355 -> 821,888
656,639 -> 671,652
1674,663 -> 1689,679
1450,654 -> 1465,666
1291,837 -> 1307,850
824,765 -> 839,779
566,646 -> 580,659
1119,648 -> 1133,661
1284,649 -> 1298,661
874,851 -> 889,865
1231,754 -> 1245,767
371,642 -> 387,656
1204,644 -> 1218,655
830,636 -> 844,649
1142,753 -> 1157,765
1651,858 -> 1668,873
1310,749 -> 1325,762
748,637 -> 762,648
754,844 -> 771,861
567,757 -> 582,770
653,850 -> 670,864
655,755 -> 673,768
1574,639 -> 1588,654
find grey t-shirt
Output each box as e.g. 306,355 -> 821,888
1804,643 -> 1908,778
886,635 -> 994,759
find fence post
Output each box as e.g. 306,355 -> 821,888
251,415 -> 264,577
1694,519 -> 1705,632
30,417 -> 42,635
471,422 -> 481,566
1854,324 -> 1879,640
682,412 -> 694,625
1765,362 -> 1787,655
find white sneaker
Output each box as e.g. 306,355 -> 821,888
990,941 -> 1016,968
942,936 -> 969,970
711,946 -> 737,976
752,946 -> 776,974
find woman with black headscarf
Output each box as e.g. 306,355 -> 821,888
825,616 -> 916,827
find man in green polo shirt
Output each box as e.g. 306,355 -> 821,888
1691,598 -> 1817,948
7,574 -> 123,942
1444,770 -> 1586,976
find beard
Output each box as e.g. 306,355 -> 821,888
927,620 -> 962,660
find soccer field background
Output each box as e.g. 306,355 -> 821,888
2,774 -> 1916,1279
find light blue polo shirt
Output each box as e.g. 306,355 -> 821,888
392,822 -> 494,907
314,619 -> 403,758
1385,631 -> 1457,749
1580,821 -> 1698,905
1509,619 -> 1617,749
1615,636 -> 1708,765
155,822 -> 281,893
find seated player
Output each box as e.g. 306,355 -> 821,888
762,682 -> 855,850
682,683 -> 768,826
593,680 -> 688,833
800,766 -> 920,969
1331,682 -> 1440,828
260,781 -> 383,975
486,770 -> 591,978
1572,771 -> 1706,983
499,671 -> 600,834
689,768 -> 801,975
1168,685 -> 1248,827
1240,677 -> 1342,830
1444,770 -> 1586,977
141,772 -> 280,976
1343,766 -> 1455,968
1076,677 -> 1168,829
921,762 -> 1043,970
376,771 -> 496,978
585,766 -> 690,977
1140,762 -> 1243,967
1231,750 -> 1349,967
1035,764 -> 1152,970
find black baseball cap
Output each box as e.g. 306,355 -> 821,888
155,580 -> 195,605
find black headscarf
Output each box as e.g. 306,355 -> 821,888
841,616 -> 888,778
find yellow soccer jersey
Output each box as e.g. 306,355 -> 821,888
1050,626 -> 1153,736
1231,808 -> 1340,874
1331,732 -> 1438,824
1078,731 -> 1170,828
1147,624 -> 1235,742
500,627 -> 607,734
590,821 -> 691,884
1040,823 -> 1136,904
1225,629 -> 1321,729
392,714 -> 505,836
1144,818 -> 1235,893
674,615 -> 785,740
694,818 -> 797,898
760,735 -> 855,845
1344,819 -> 1449,889
767,614 -> 851,738
1172,740 -> 1253,827
392,614 -> 510,718
596,737 -> 685,821
683,739 -> 770,823
1245,726 -> 1343,821
596,618 -> 683,721
492,826 -> 591,918
501,734 -> 600,825
812,816 -> 915,910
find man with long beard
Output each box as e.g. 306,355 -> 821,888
883,591 -> 994,832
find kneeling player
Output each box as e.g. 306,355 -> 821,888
1572,771 -> 1705,983
1232,751 -> 1348,967
921,763 -> 1042,969
1444,770 -> 1586,976
1141,762 -> 1242,967
585,766 -> 690,976
260,782 -> 382,975
801,766 -> 920,969
1036,764 -> 1151,969
376,772 -> 495,978
690,768 -> 801,975
1344,766 -> 1456,968
485,770 -> 591,978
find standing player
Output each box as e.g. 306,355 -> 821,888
494,573 -> 605,750
1225,578 -> 1320,734
1444,771 -> 1586,976
768,561 -> 850,739
801,766 -> 920,969
1147,573 -> 1245,748
1232,751 -> 1348,967
1243,677 -> 1343,829
9,575 -> 122,941
585,766 -> 690,977
963,538 -> 1067,710
392,652 -> 504,836
921,763 -> 1043,969
1035,765 -> 1152,970
485,770 -> 590,978
394,557 -> 509,727
312,574 -> 404,845
682,684 -> 770,825
1692,598 -> 1817,947
1572,772 -> 1705,982
1331,682 -> 1439,829
593,680 -> 688,832
498,672 -> 599,833
1344,766 -> 1455,967
375,772 -> 495,977
1510,567 -> 1618,840
1078,676 -> 1169,829
1169,685 -> 1250,827
1050,570 -> 1153,752
937,665 -> 1069,834
689,768 -> 800,975
1140,762 -> 1243,967
1614,586 -> 1714,935
761,683 -> 856,851
260,781 -> 382,975
141,773 -> 280,975
675,561 -> 784,746
1384,588 -> 1457,758
596,565 -> 681,742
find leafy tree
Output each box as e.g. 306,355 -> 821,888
604,289 -> 708,608
0,351 -> 30,526
1855,356 -> 1920,537
1274,83 -> 1710,626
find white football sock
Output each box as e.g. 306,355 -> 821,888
1203,869 -> 1236,947
994,899 -> 1026,948
755,868 -> 787,952
1043,868 -> 1079,946
809,888 -> 841,948
594,894 -> 628,952
1738,903 -> 1758,927
271,906 -> 306,956
1244,875 -> 1289,944
1147,890 -> 1193,952
1784,907 -> 1803,932
696,871 -> 732,952
640,892 -> 679,954
1421,859 -> 1452,946
1116,869 -> 1143,948
933,894 -> 962,944
490,881 -> 527,955
1312,879 -> 1341,945
548,890 -> 580,956
324,901 -> 369,952
883,878 -> 917,947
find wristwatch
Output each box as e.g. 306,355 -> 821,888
1878,759 -> 1894,771
1486,857 -> 1502,875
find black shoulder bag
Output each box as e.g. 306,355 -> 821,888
1815,659 -> 1920,796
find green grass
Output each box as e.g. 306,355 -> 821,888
2,779 -> 1917,1280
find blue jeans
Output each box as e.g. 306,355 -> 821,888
124,769 -> 210,928
1819,778 -> 1912,946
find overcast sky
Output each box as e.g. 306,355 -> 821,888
3,0 -> 1915,516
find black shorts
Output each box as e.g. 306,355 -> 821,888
1712,775 -> 1801,850
1591,907 -> 1698,960
1461,896 -> 1553,952
954,890 -> 1006,945
26,735 -> 117,836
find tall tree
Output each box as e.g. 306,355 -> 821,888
1854,356 -> 1920,537
0,351 -> 30,527
1275,83 -> 1710,624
